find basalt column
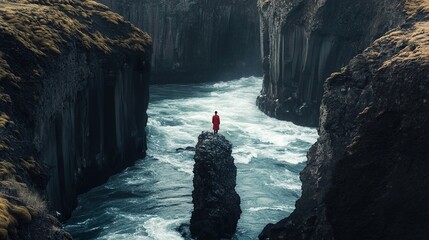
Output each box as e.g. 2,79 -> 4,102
0,0 -> 152,238
259,3 -> 429,239
98,0 -> 262,83
190,132 -> 241,239
257,0 -> 407,126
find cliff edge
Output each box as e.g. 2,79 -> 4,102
257,0 -> 408,126
259,1 -> 429,239
190,132 -> 241,239
0,0 -> 151,238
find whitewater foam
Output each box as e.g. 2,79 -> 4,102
144,217 -> 185,240
66,76 -> 318,240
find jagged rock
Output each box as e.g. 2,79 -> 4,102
98,0 -> 262,83
257,0 -> 408,126
190,132 -> 241,239
259,4 -> 429,240
176,146 -> 196,152
0,0 -> 151,238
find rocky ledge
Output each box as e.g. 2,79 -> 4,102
259,2 -> 429,239
190,132 -> 241,239
0,0 -> 151,238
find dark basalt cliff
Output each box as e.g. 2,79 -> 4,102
98,0 -> 261,83
0,0 -> 151,238
191,132 -> 241,239
259,2 -> 429,239
257,0 -> 408,126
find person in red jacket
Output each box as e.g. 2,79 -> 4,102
212,111 -> 220,134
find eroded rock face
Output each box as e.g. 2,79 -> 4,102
0,0 -> 151,238
259,4 -> 429,239
257,0 -> 407,126
98,0 -> 262,83
191,132 -> 241,239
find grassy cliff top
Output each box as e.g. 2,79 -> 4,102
0,0 -> 152,80
375,21 -> 429,69
1,0 -> 152,53
328,0 -> 429,75
0,0 -> 151,239
405,0 -> 429,17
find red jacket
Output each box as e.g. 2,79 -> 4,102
212,115 -> 220,130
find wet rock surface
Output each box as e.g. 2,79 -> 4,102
190,132 -> 241,239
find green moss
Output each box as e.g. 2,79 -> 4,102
405,0 -> 429,17
0,94 -> 11,104
0,113 -> 9,129
10,205 -> 31,223
0,199 -> 32,238
0,52 -> 19,81
0,0 -> 151,58
0,177 -> 47,216
0,198 -> 24,238
20,158 -> 42,176
0,161 -> 16,180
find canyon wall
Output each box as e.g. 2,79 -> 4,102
257,0 -> 407,126
98,0 -> 261,83
259,2 -> 429,239
0,0 -> 151,238
35,48 -> 150,219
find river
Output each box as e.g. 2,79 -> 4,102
65,76 -> 318,239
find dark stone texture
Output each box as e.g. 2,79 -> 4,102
176,146 -> 196,152
257,0 -> 407,127
36,49 -> 150,219
191,132 -> 241,239
98,0 -> 262,83
0,0 -> 151,238
259,8 -> 429,240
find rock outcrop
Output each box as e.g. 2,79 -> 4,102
190,132 -> 241,239
259,2 -> 429,239
98,0 -> 261,83
0,0 -> 151,238
257,0 -> 409,126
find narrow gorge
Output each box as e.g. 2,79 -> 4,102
0,0 -> 428,239
98,0 -> 262,83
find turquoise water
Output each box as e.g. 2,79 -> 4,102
65,77 -> 318,239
